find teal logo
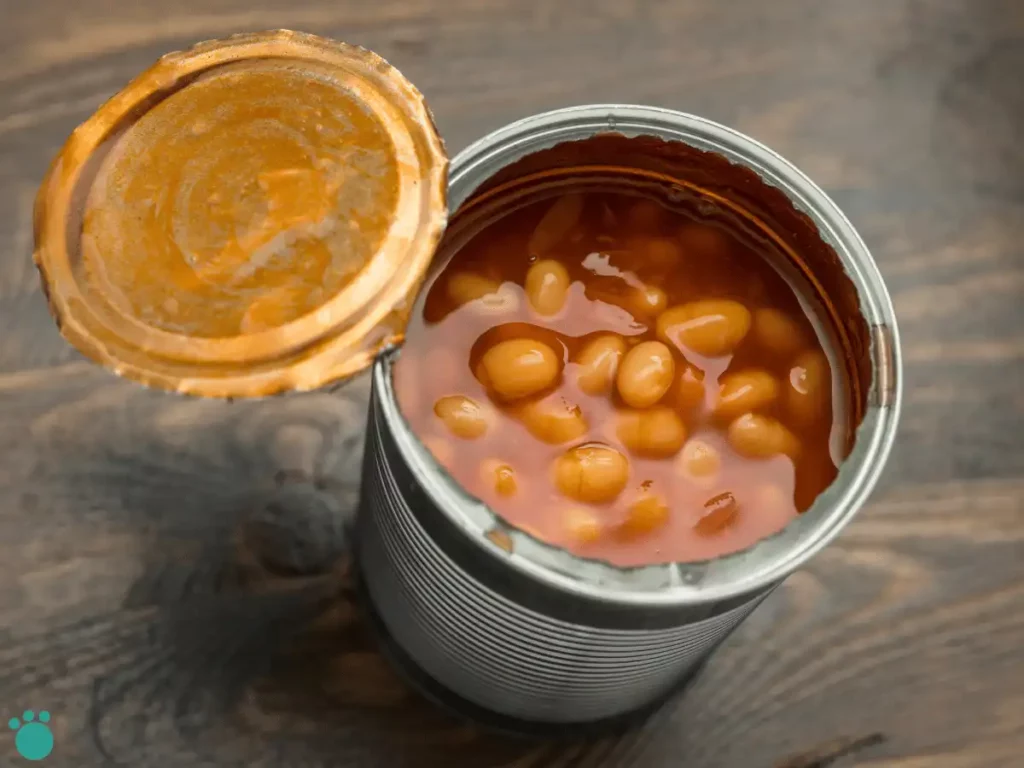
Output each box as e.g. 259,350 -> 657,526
8,710 -> 53,761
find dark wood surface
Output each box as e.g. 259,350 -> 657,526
2,1 -> 1023,765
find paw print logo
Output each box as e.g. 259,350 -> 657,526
8,710 -> 53,761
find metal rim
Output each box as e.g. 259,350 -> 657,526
380,104 -> 902,606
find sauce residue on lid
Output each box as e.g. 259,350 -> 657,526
34,30 -> 448,397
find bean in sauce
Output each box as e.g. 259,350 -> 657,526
395,187 -> 843,566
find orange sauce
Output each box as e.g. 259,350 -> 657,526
80,61 -> 400,338
395,184 -> 845,566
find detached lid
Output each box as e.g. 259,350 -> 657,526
34,30 -> 448,397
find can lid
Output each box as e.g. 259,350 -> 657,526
34,30 -> 448,397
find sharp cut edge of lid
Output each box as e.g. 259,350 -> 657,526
33,30 -> 449,398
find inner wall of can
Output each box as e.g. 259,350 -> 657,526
380,104 -> 902,606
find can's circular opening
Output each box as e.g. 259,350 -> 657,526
377,105 -> 901,606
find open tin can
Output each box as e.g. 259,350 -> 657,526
359,106 -> 901,729
33,32 -> 901,732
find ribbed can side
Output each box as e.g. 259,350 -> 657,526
358,386 -> 768,723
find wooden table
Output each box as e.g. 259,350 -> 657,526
2,1 -> 1023,765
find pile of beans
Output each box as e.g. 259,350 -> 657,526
395,189 -> 842,566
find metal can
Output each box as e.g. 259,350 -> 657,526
357,105 -> 901,729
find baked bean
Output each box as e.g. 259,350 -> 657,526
529,194 -> 584,255
787,350 -> 830,425
713,369 -> 779,420
625,198 -> 665,230
479,338 -> 561,401
641,237 -> 683,270
678,438 -> 721,482
752,308 -> 805,358
616,340 -> 675,408
525,259 -> 570,316
675,364 -> 706,412
517,394 -> 588,444
620,490 -> 670,538
694,491 -> 738,536
447,272 -> 519,315
447,271 -> 499,305
632,284 -> 668,317
656,300 -> 751,357
616,407 -> 687,457
434,395 -> 492,440
480,459 -> 519,497
575,334 -> 627,395
554,443 -> 629,503
727,413 -> 801,459
588,280 -> 666,321
564,507 -> 603,544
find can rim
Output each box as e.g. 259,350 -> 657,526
383,104 -> 902,606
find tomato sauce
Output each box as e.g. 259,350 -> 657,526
394,183 -> 844,566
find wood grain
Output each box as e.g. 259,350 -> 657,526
2,0 -> 1023,766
